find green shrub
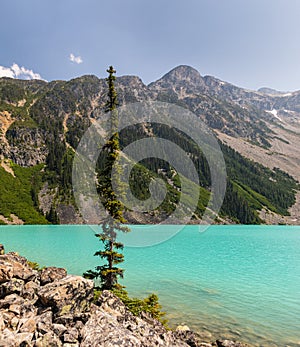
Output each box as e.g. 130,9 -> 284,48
93,287 -> 167,325
113,288 -> 167,325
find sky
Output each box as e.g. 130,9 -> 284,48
1,0 -> 300,91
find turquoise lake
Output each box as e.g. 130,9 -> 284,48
0,224 -> 299,347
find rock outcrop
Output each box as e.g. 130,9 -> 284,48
0,247 -> 248,347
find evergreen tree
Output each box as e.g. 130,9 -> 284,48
84,66 -> 129,290
46,205 -> 59,224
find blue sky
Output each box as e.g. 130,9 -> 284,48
1,0 -> 300,91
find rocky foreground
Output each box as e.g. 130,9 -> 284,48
0,247 -> 247,347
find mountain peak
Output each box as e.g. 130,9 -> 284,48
165,64 -> 201,77
160,65 -> 203,83
148,65 -> 205,90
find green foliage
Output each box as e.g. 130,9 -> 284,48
66,114 -> 91,149
1,72 -> 298,225
0,83 -> 26,103
220,180 -> 261,224
0,163 -> 48,224
222,143 -> 298,216
27,260 -> 45,271
46,205 -> 59,224
84,66 -> 130,290
27,261 -> 40,270
8,117 -> 38,130
60,148 -> 75,193
92,288 -> 167,325
112,288 -> 167,325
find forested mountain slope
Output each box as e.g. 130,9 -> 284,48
0,66 -> 299,225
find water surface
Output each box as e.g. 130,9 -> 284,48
0,224 -> 299,347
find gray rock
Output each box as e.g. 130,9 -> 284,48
175,329 -> 214,347
10,315 -> 19,330
95,289 -> 129,319
0,244 -> 4,255
35,331 -> 62,347
38,275 -> 93,318
0,328 -> 15,346
0,278 -> 25,298
52,323 -> 67,337
18,315 -> 37,333
0,253 -> 37,282
36,310 -> 53,334
40,267 -> 67,285
81,306 -> 189,347
0,330 -> 33,346
22,280 -> 40,301
0,260 -> 13,283
81,309 -> 142,347
63,327 -> 79,343
9,303 -> 21,315
0,293 -> 25,309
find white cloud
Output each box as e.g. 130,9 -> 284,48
0,63 -> 44,80
0,66 -> 15,78
69,53 -> 83,64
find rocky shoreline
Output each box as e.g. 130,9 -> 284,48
0,245 -> 248,347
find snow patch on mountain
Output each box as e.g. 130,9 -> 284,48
266,109 -> 282,121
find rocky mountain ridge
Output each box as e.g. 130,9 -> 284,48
0,65 -> 300,224
1,65 -> 300,170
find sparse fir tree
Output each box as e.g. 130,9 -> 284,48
84,66 -> 129,290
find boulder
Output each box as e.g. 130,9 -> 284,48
22,280 -> 40,301
52,323 -> 67,337
81,303 -> 190,347
63,327 -> 79,343
38,275 -> 94,318
0,253 -> 38,282
0,329 -> 34,346
36,309 -> 53,334
81,308 -> 144,347
0,278 -> 25,298
174,329 -> 214,347
35,331 -> 62,347
0,260 -> 13,283
0,293 -> 26,309
176,324 -> 190,331
18,315 -> 37,333
95,289 -> 129,319
40,267 -> 67,285
0,249 -> 250,347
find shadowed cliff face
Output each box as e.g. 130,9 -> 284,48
0,247 -> 248,347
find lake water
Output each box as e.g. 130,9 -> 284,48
0,224 -> 299,347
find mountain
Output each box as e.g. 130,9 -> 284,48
150,66 -> 300,181
0,66 -> 299,225
258,87 -> 291,96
